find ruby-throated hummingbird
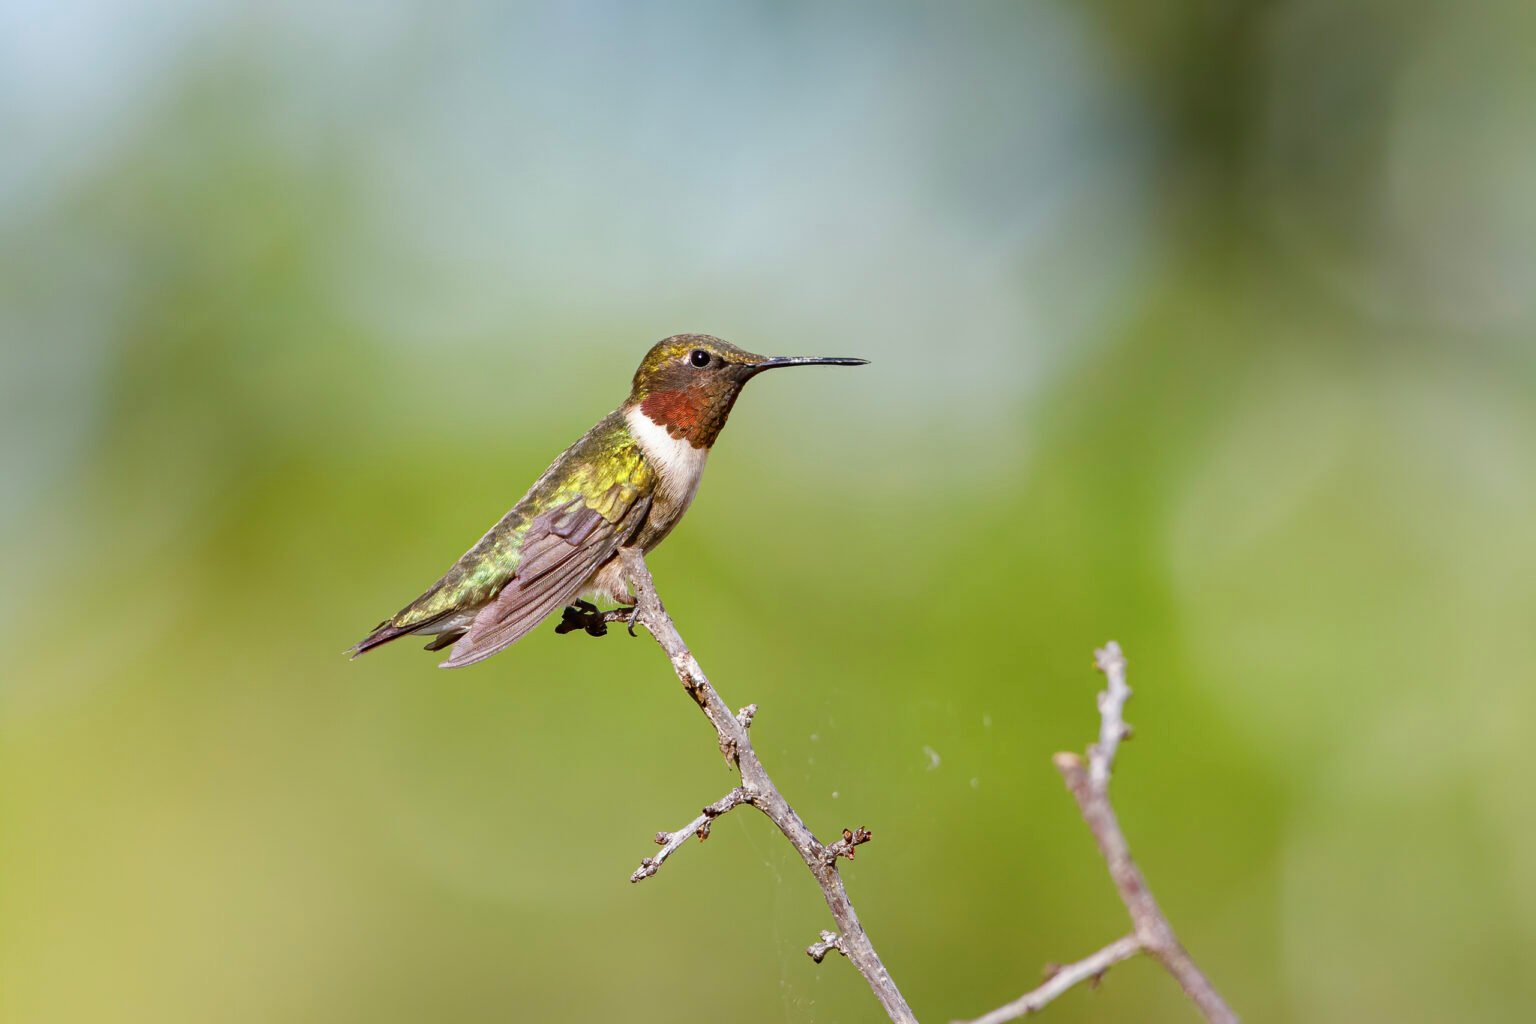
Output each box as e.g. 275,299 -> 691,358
351,334 -> 867,668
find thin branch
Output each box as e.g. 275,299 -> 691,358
631,787 -> 749,883
957,934 -> 1142,1024
960,642 -> 1238,1024
615,547 -> 918,1024
1088,642 -> 1132,789
1056,643 -> 1236,1023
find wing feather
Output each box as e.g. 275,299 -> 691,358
439,488 -> 650,668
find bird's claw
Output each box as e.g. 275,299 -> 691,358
555,600 -> 642,638
555,599 -> 608,638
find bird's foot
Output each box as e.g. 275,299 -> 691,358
555,600 -> 642,638
555,599 -> 609,637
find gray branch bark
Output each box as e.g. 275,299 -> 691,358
957,642 -> 1238,1024
960,934 -> 1143,1024
617,547 -> 918,1024
631,786 -> 749,883
609,554 -> 1232,1024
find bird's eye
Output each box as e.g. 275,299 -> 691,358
689,349 -> 711,368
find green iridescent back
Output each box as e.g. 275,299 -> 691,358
390,411 -> 656,629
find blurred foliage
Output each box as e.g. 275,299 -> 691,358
2,2 -> 1534,1022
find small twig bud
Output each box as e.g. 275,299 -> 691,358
826,826 -> 873,863
807,930 -> 848,964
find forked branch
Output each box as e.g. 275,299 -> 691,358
957,643 -> 1238,1024
607,551 -> 1232,1024
616,547 -> 917,1024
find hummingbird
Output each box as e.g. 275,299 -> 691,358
351,334 -> 867,668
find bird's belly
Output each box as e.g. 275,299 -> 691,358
582,559 -> 634,605
636,468 -> 702,550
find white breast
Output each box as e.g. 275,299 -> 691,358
626,405 -> 709,542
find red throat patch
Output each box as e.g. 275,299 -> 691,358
640,388 -> 731,448
640,389 -> 700,434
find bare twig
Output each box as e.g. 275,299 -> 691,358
1058,643 -> 1236,1022
605,563 -> 1229,1024
959,642 -> 1238,1024
1087,642 -> 1132,788
615,547 -> 917,1024
807,929 -> 849,964
960,934 -> 1142,1024
631,787 -> 749,883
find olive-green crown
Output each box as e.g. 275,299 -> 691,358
629,334 -> 765,400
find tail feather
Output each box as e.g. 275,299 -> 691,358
349,609 -> 455,659
348,620 -> 415,658
421,629 -> 466,652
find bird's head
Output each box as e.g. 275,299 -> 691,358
627,334 -> 867,448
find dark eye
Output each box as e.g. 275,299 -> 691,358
689,349 -> 711,368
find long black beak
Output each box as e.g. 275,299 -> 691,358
748,355 -> 870,375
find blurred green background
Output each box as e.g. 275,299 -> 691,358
3,2 -> 1534,1022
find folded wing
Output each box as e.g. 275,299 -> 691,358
439,485 -> 651,668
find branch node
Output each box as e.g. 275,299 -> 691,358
807,930 -> 848,964
1093,641 -> 1126,677
736,703 -> 758,730
825,826 -> 873,863
1052,751 -> 1084,774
